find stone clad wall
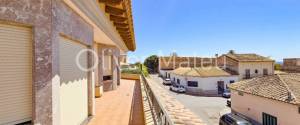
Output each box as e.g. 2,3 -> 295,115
0,0 -> 94,124
51,0 -> 94,124
0,0 -> 53,124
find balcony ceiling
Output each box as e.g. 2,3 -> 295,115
99,0 -> 136,51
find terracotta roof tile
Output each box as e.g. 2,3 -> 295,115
171,67 -> 235,77
226,53 -> 274,62
229,73 -> 300,105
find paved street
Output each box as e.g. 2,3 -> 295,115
150,74 -> 230,125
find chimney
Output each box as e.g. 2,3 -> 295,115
215,54 -> 219,58
228,50 -> 235,54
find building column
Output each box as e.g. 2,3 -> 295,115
88,46 -> 96,115
112,53 -> 118,90
94,44 -> 103,97
117,56 -> 121,86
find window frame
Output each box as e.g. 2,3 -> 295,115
187,81 -> 198,87
263,69 -> 268,76
262,112 -> 277,125
245,69 -> 251,79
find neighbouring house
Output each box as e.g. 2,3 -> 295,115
282,58 -> 300,73
229,73 -> 300,125
169,67 -> 238,95
0,0 -> 135,125
218,52 -> 275,80
159,56 -> 216,78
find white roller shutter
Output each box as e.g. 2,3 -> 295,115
59,37 -> 88,125
0,23 -> 32,124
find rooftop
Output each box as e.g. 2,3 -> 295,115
172,67 -> 236,77
229,73 -> 300,105
284,58 -> 300,60
225,53 -> 274,62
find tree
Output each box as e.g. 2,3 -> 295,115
144,55 -> 159,74
274,63 -> 282,70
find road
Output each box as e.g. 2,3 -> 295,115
150,74 -> 230,125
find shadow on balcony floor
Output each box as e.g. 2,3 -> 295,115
88,79 -> 144,125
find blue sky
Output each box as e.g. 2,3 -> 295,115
128,0 -> 300,63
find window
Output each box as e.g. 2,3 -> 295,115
255,69 -> 259,74
103,75 -> 112,81
187,81 -> 198,87
263,69 -> 268,76
177,79 -> 180,84
262,113 -> 277,125
230,80 -> 235,83
217,81 -> 225,94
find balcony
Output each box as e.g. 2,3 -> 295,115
88,79 -> 144,125
88,73 -> 205,125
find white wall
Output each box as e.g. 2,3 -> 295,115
159,69 -> 173,78
170,73 -> 238,95
103,55 -> 112,76
238,62 -> 274,80
231,90 -> 300,125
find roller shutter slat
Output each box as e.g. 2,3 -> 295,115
0,23 -> 32,124
59,37 -> 88,125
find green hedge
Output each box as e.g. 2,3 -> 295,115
121,64 -> 149,77
141,64 -> 149,77
121,68 -> 140,74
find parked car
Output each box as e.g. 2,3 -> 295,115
223,89 -> 231,98
163,78 -> 172,85
219,113 -> 252,125
227,99 -> 231,107
169,84 -> 186,93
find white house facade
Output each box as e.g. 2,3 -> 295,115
159,69 -> 173,78
170,67 -> 238,95
229,74 -> 300,125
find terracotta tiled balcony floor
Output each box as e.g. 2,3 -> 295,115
88,79 -> 144,125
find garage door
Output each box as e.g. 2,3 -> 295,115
59,37 -> 88,125
0,24 -> 32,124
